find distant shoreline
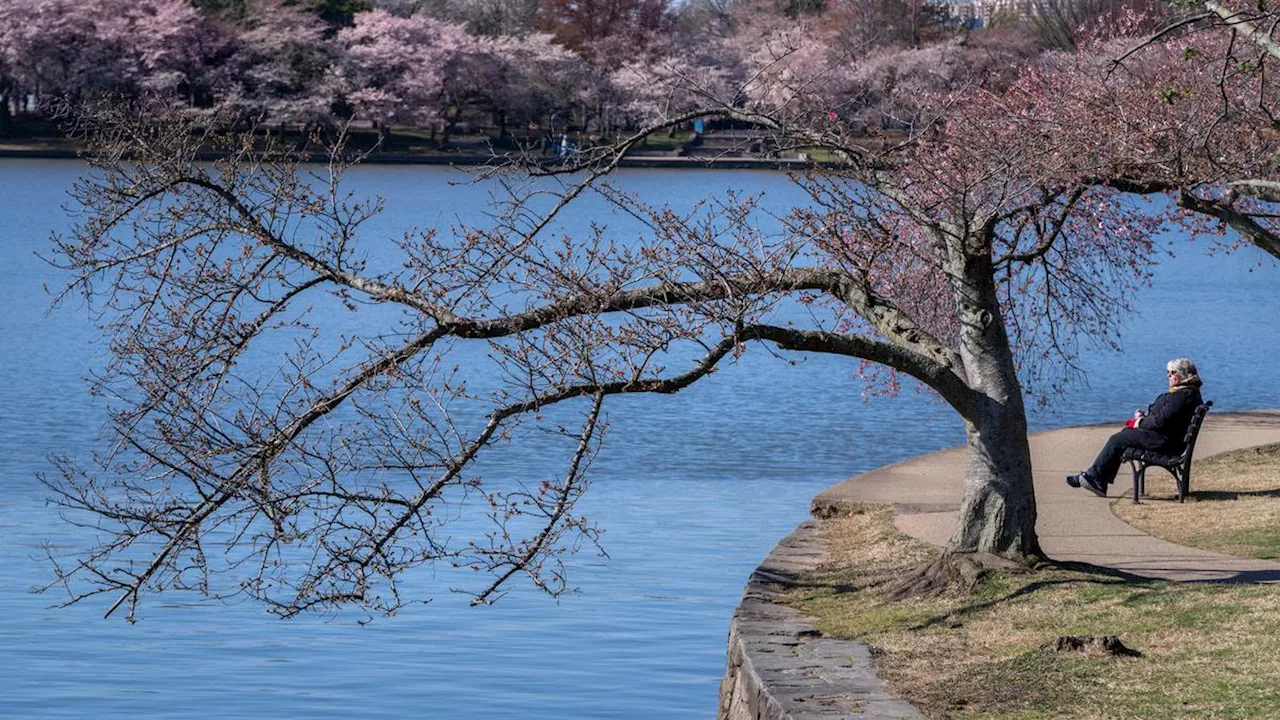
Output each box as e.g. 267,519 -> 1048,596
0,144 -> 825,170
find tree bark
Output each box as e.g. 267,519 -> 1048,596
885,229 -> 1042,599
947,228 -> 1042,560
950,405 -> 1039,557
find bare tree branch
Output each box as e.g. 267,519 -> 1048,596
1178,187 -> 1280,259
1206,1 -> 1280,61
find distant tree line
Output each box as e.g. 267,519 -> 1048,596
0,0 -> 1166,141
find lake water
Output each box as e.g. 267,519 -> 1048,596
2,160 -> 1279,718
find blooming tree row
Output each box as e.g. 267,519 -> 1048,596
0,0 -> 1105,139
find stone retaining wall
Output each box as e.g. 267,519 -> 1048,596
717,519 -> 923,720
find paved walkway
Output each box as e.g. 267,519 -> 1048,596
720,411 -> 1280,720
815,410 -> 1280,582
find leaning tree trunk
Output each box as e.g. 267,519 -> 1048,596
949,238 -> 1041,560
888,234 -> 1042,599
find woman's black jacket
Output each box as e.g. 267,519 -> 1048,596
1135,385 -> 1204,451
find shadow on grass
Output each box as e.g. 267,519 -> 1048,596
1192,488 -> 1280,501
907,560 -> 1159,631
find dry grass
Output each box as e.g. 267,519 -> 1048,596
785,500 -> 1280,720
1114,443 -> 1280,559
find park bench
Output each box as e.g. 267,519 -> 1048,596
1122,401 -> 1213,504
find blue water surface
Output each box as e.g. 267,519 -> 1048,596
1,160 -> 1278,719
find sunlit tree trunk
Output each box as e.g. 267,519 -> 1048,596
948,227 -> 1040,558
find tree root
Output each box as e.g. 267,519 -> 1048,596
883,550 -> 1039,601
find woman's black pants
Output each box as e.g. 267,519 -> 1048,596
1087,428 -> 1168,485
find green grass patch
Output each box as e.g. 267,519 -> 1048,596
1207,526 -> 1280,559
796,148 -> 848,163
912,649 -> 1099,717
635,132 -> 692,151
1114,443 -> 1280,560
784,501 -> 1280,719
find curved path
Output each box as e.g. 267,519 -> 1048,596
719,411 -> 1280,720
816,409 -> 1280,582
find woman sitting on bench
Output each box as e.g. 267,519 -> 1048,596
1067,358 -> 1204,497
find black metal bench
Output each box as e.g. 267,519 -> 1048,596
1122,401 -> 1213,504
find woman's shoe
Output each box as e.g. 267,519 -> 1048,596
1082,474 -> 1108,497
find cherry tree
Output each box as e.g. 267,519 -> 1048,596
1162,0 -> 1280,260
0,0 -> 217,104
38,85 -> 1179,623
434,0 -> 541,36
333,9 -> 475,131
217,0 -> 336,123
608,53 -> 739,129
40,6 -> 1280,622
991,11 -> 1280,261
0,2 -> 21,136
738,23 -> 861,116
472,32 -> 589,136
533,0 -> 670,65
1028,0 -> 1170,50
120,0 -> 218,97
0,0 -> 119,101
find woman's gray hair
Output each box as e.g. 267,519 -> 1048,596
1167,358 -> 1198,378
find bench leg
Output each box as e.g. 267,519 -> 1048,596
1177,472 -> 1187,503
1130,462 -> 1142,504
